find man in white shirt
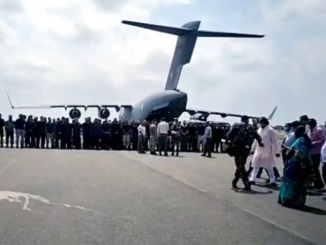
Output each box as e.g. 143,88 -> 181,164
137,121 -> 146,153
320,141 -> 326,192
157,117 -> 169,156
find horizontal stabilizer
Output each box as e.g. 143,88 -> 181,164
122,20 -> 264,38
195,30 -> 264,38
122,20 -> 187,36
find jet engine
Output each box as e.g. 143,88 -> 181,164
190,112 -> 210,121
69,108 -> 82,119
98,107 -> 110,119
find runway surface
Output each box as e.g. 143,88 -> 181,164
0,149 -> 325,245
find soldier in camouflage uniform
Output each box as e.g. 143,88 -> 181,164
171,121 -> 181,156
226,116 -> 264,191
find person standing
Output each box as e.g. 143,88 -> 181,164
101,120 -> 110,150
197,123 -> 206,152
82,118 -> 92,149
25,116 -> 34,148
110,119 -> 120,150
320,140 -> 326,192
307,118 -> 325,191
137,121 -> 146,153
122,121 -> 132,150
157,117 -> 169,156
180,121 -> 188,152
201,122 -> 212,158
5,115 -> 14,148
149,120 -> 158,155
91,119 -> 101,150
15,114 -> 26,148
72,119 -> 81,149
0,114 -> 4,147
249,117 -> 280,186
278,126 -> 313,208
171,121 -> 181,156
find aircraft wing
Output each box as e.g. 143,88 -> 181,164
185,106 -> 277,120
6,92 -> 132,112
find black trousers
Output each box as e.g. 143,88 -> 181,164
73,136 -> 81,149
188,137 -> 197,151
5,131 -> 14,147
0,129 -> 3,147
36,135 -> 45,148
203,138 -> 212,156
83,135 -> 92,149
171,138 -> 180,156
132,136 -> 138,151
61,136 -> 71,149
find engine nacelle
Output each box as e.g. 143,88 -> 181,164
190,112 -> 210,121
98,107 -> 110,119
69,108 -> 81,119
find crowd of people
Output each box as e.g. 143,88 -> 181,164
225,114 -> 326,210
0,114 -> 230,156
0,113 -> 325,209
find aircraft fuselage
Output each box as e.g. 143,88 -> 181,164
118,90 -> 187,122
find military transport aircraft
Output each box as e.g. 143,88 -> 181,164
7,19 -> 271,122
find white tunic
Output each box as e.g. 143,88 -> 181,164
321,141 -> 326,163
251,126 -> 279,168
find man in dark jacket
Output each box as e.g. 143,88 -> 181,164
25,116 -> 34,148
82,117 -> 92,149
61,118 -> 72,149
0,114 -> 5,147
91,119 -> 102,150
5,115 -> 14,148
15,114 -> 26,148
46,118 -> 56,148
72,119 -> 81,149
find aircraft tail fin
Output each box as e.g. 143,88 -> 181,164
267,106 -> 277,120
6,92 -> 14,109
122,20 -> 264,91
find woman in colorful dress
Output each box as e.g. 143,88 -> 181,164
278,126 -> 312,208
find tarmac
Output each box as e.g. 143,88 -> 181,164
0,149 -> 325,245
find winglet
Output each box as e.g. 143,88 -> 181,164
6,92 -> 14,109
5,92 -> 52,109
267,106 -> 277,120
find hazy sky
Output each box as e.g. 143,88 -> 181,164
0,0 -> 325,124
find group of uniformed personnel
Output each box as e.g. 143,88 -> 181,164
0,114 -> 231,154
